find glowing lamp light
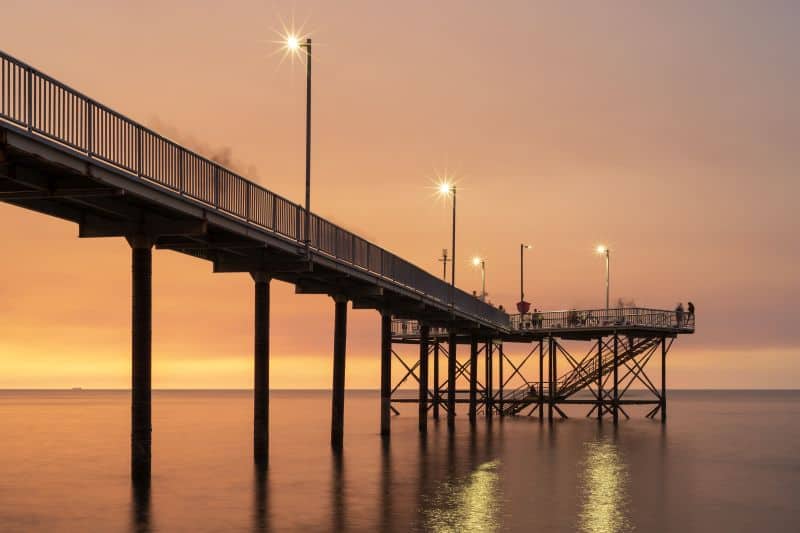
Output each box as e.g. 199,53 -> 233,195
286,35 -> 301,51
438,182 -> 454,195
472,257 -> 482,266
596,245 -> 608,254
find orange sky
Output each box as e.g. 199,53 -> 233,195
1,1 -> 798,389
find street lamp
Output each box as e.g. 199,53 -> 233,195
437,182 -> 456,312
518,244 -> 532,313
283,34 -> 313,255
596,245 -> 610,310
472,256 -> 486,302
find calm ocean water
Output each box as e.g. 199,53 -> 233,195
0,390 -> 797,532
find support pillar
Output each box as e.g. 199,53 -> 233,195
661,336 -> 667,423
380,312 -> 392,436
418,324 -> 430,433
538,339 -> 544,421
498,343 -> 504,417
597,337 -> 603,420
447,330 -> 457,430
468,333 -> 478,425
547,336 -> 553,422
433,341 -> 440,420
331,296 -> 348,451
552,338 -> 558,418
129,236 -> 153,479
252,273 -> 270,465
613,333 -> 619,424
485,341 -> 493,419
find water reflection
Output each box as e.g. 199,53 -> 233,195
252,466 -> 271,531
578,437 -> 632,533
422,458 -> 502,532
130,471 -> 151,533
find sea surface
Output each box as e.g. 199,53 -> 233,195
0,390 -> 797,532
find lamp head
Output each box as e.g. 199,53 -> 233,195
596,244 -> 608,255
286,35 -> 301,51
522,243 -> 532,249
472,257 -> 483,267
437,181 -> 454,196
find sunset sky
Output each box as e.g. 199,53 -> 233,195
1,1 -> 797,389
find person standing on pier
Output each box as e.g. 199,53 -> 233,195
688,301 -> 695,317
676,303 -> 685,327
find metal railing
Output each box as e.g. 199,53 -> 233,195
510,307 -> 694,332
0,50 -> 508,329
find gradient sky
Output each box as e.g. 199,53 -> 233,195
1,1 -> 797,389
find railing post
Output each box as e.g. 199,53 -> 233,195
26,67 -> 32,132
136,127 -> 142,178
296,206 -> 301,243
213,166 -> 220,210
179,149 -> 184,193
271,195 -> 277,231
245,182 -> 251,221
87,101 -> 94,157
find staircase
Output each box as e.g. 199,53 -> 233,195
499,337 -> 660,415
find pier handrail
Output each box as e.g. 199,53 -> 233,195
510,307 -> 694,332
0,49 -> 508,329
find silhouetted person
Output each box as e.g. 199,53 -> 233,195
688,301 -> 695,316
675,303 -> 684,327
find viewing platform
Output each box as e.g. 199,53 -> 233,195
392,307 -> 695,343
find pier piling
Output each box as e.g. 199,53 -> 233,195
597,338 -> 603,420
447,331 -> 456,430
613,334 -> 619,424
331,296 -> 348,451
418,324 -> 430,433
253,273 -> 270,465
433,342 -> 440,420
469,333 -> 478,425
129,236 -> 153,478
661,336 -> 667,422
380,312 -> 392,436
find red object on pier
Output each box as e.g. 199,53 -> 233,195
517,301 -> 531,314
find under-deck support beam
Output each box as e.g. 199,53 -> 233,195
418,324 -> 430,433
380,312 -> 392,436
331,296 -> 348,451
252,273 -> 270,465
129,235 -> 153,480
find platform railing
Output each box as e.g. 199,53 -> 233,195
510,307 -> 694,332
0,50 -> 509,329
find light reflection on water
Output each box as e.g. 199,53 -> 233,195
423,458 -> 502,533
578,437 -> 632,533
